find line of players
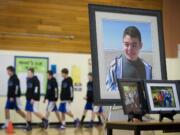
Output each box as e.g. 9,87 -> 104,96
1,66 -> 105,131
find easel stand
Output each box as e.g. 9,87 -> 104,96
128,112 -> 143,122
108,105 -> 128,121
159,110 -> 177,122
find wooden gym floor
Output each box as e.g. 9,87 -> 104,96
0,126 -> 105,135
0,126 -> 180,135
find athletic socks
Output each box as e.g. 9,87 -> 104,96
62,121 -> 66,126
5,119 -> 9,127
26,121 -> 32,131
59,121 -> 62,126
98,116 -> 102,125
27,121 -> 32,127
90,120 -> 93,126
42,118 -> 46,121
42,118 -> 48,129
80,115 -> 85,125
74,118 -> 80,127
1,119 -> 9,129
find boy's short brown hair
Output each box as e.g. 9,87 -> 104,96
123,26 -> 141,42
88,72 -> 93,77
47,70 -> 53,76
28,68 -> 35,74
7,66 -> 15,73
61,68 -> 69,74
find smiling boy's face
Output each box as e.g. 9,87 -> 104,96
123,35 -> 142,61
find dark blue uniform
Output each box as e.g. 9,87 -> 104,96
45,77 -> 59,112
85,81 -> 94,110
59,77 -> 73,113
5,74 -> 21,110
25,76 -> 40,112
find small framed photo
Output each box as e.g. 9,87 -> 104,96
144,80 -> 180,113
117,79 -> 147,114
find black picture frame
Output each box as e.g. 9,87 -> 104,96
117,79 -> 148,115
88,4 -> 167,105
144,80 -> 180,113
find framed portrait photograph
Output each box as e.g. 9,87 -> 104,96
144,80 -> 180,113
88,4 -> 166,105
117,79 -> 147,114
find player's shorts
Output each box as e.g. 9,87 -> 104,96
25,100 -> 39,112
59,102 -> 70,113
94,106 -> 103,113
5,98 -> 22,110
84,102 -> 93,110
46,101 -> 58,112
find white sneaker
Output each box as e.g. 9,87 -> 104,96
60,125 -> 66,130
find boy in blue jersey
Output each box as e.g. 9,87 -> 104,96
1,66 -> 26,129
25,68 -> 48,131
80,72 -> 95,128
43,70 -> 61,126
58,68 -> 79,129
106,26 -> 152,91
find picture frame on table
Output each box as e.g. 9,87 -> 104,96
144,80 -> 180,113
117,79 -> 148,115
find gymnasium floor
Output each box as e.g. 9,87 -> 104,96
0,126 -> 105,135
0,126 -> 180,135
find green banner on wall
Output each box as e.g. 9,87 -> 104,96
15,56 -> 49,94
